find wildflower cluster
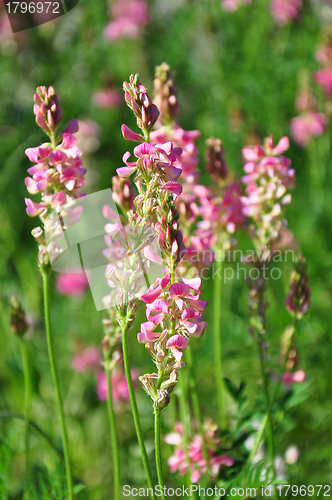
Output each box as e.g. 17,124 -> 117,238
24,86 -> 85,270
111,73 -> 208,412
241,135 -> 295,251
165,420 -> 234,483
104,0 -> 149,42
285,255 -> 311,320
270,0 -> 302,26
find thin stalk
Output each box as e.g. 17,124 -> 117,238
121,319 -> 156,500
213,256 -> 227,429
154,410 -> 167,500
257,338 -> 277,498
105,364 -> 120,500
20,340 -> 31,498
42,270 -> 74,500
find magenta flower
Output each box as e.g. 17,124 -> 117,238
314,67 -> 332,98
56,271 -> 89,297
71,346 -> 100,372
165,420 -> 235,483
96,368 -> 139,405
104,0 -> 149,41
270,0 -> 302,25
92,88 -> 122,109
282,369 -> 306,386
290,112 -> 327,147
241,135 -> 294,248
24,86 -> 86,271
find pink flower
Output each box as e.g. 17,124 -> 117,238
71,346 -> 100,372
314,67 -> 332,97
165,420 -> 234,483
96,368 -> 138,404
290,112 -> 327,147
221,0 -> 252,12
270,0 -> 302,25
56,271 -> 89,297
104,0 -> 149,41
282,369 -> 306,385
92,89 -> 122,109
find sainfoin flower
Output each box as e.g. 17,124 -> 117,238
104,0 -> 148,41
96,369 -> 138,405
24,86 -> 86,271
165,420 -> 234,483
116,72 -> 208,412
290,112 -> 327,147
71,346 -> 101,372
241,135 -> 295,248
56,271 -> 89,297
270,0 -> 302,25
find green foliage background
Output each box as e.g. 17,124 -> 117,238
0,0 -> 331,497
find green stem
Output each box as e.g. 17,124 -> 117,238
20,340 -> 31,498
213,256 -> 227,429
105,364 -> 120,500
154,410 -> 167,500
121,320 -> 156,500
257,338 -> 277,496
42,270 -> 74,500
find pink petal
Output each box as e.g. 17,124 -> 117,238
62,119 -> 79,134
116,166 -> 137,178
25,147 -> 40,162
160,181 -> 183,196
182,277 -> 202,290
169,282 -> 190,298
143,245 -> 163,264
242,147 -> 258,161
121,124 -> 144,142
140,284 -> 162,303
61,133 -> 77,149
272,136 -> 289,155
166,334 -> 188,350
134,142 -> 155,157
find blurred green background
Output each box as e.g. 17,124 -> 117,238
0,0 -> 332,497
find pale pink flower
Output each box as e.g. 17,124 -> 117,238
270,0 -> 302,25
71,346 -> 100,372
221,0 -> 252,12
96,368 -> 138,404
282,369 -> 306,385
290,112 -> 327,147
165,420 -> 234,483
92,89 -> 122,109
104,0 -> 148,41
314,67 -> 332,97
56,271 -> 89,297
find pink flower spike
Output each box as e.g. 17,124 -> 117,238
166,334 -> 188,350
272,136 -> 289,155
143,245 -> 163,264
116,166 -> 137,178
160,181 -> 183,196
121,124 -> 144,142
